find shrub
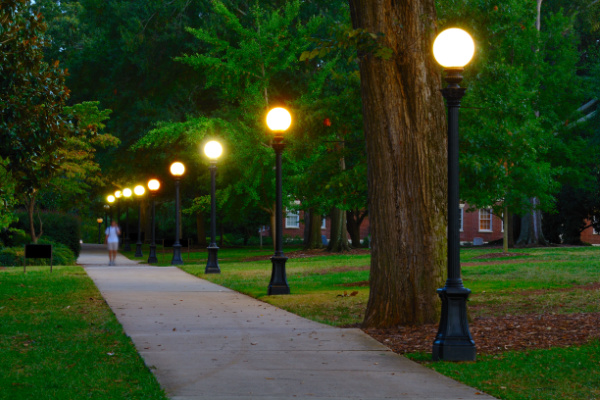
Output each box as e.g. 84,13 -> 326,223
0,240 -> 75,267
12,212 -> 81,257
0,247 -> 21,266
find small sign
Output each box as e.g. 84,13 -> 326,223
24,244 -> 53,273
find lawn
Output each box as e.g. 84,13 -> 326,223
0,265 -> 167,400
172,245 -> 600,400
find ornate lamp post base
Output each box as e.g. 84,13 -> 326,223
432,286 -> 476,361
171,244 -> 184,265
135,242 -> 143,257
148,244 -> 158,264
268,256 -> 290,295
205,245 -> 220,274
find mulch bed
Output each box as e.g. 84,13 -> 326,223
243,248 -> 370,262
364,312 -> 600,356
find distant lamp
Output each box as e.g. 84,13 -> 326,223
115,190 -> 122,199
134,184 -> 145,257
147,179 -> 160,263
122,188 -> 132,251
170,161 -> 185,177
123,188 -> 132,198
204,141 -> 223,160
97,218 -> 103,244
107,195 -> 115,203
169,162 -> 185,265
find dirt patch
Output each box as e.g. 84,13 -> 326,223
243,248 -> 370,262
365,312 -> 600,356
516,282 -> 600,296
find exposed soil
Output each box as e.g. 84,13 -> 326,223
473,252 -> 529,259
243,248 -> 370,262
365,312 -> 600,356
337,280 -> 369,287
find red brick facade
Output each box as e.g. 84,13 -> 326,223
580,220 -> 600,244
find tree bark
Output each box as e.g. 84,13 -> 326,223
196,213 -> 207,247
346,209 -> 367,248
503,206 -> 509,253
27,194 -> 41,243
349,0 -> 447,327
516,198 -> 548,245
327,207 -> 350,252
305,208 -> 324,249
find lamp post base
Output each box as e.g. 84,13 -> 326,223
123,238 -> 131,252
432,286 -> 476,361
135,242 -> 143,257
268,256 -> 290,295
171,244 -> 184,265
205,245 -> 220,274
148,244 -> 158,264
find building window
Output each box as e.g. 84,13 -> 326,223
321,217 -> 327,229
285,209 -> 300,228
459,205 -> 464,232
479,209 -> 493,232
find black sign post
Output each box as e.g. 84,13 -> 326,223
24,244 -> 53,273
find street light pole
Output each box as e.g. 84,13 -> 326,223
432,28 -> 476,362
147,179 -> 160,264
134,185 -> 145,257
97,218 -> 103,244
266,107 -> 291,295
115,190 -> 122,248
204,141 -> 223,274
123,188 -> 132,251
170,162 -> 185,265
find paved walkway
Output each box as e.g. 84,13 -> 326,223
79,244 -> 495,400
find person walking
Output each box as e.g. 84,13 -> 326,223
105,220 -> 121,266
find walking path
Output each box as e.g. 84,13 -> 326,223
79,244 -> 495,400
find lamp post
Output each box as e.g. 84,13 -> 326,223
432,27 -> 476,362
170,162 -> 185,265
134,185 -> 145,257
97,218 -> 103,244
147,179 -> 160,263
107,195 -> 115,224
123,188 -> 132,251
103,204 -> 110,230
115,190 -> 122,247
266,107 -> 292,295
204,141 -> 223,274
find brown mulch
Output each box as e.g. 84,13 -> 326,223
243,248 -> 370,262
364,312 -> 600,356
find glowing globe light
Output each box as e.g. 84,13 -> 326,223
204,141 -> 223,160
107,195 -> 115,203
115,190 -> 122,199
148,179 -> 160,192
134,185 -> 145,196
170,162 -> 185,177
433,28 -> 475,68
123,188 -> 132,198
266,107 -> 292,132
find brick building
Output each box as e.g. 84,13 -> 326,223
262,203 -> 503,245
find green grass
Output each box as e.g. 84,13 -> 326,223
407,341 -> 600,400
0,266 -> 167,400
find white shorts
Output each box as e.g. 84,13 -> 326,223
107,242 -> 119,251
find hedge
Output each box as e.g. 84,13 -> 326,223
0,240 -> 76,267
10,212 -> 81,257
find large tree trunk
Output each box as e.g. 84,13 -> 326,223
346,209 -> 367,248
327,207 -> 350,252
305,208 -> 324,249
349,0 -> 447,327
516,198 -> 548,245
196,213 -> 207,247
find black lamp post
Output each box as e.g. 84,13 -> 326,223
97,218 -> 103,244
134,185 -> 145,257
170,162 -> 185,265
266,107 -> 291,295
115,190 -> 122,247
204,141 -> 223,274
147,179 -> 160,264
123,188 -> 132,251
107,195 -> 115,225
103,204 -> 110,229
432,28 -> 476,362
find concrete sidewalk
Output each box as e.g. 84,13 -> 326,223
79,244 -> 495,400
